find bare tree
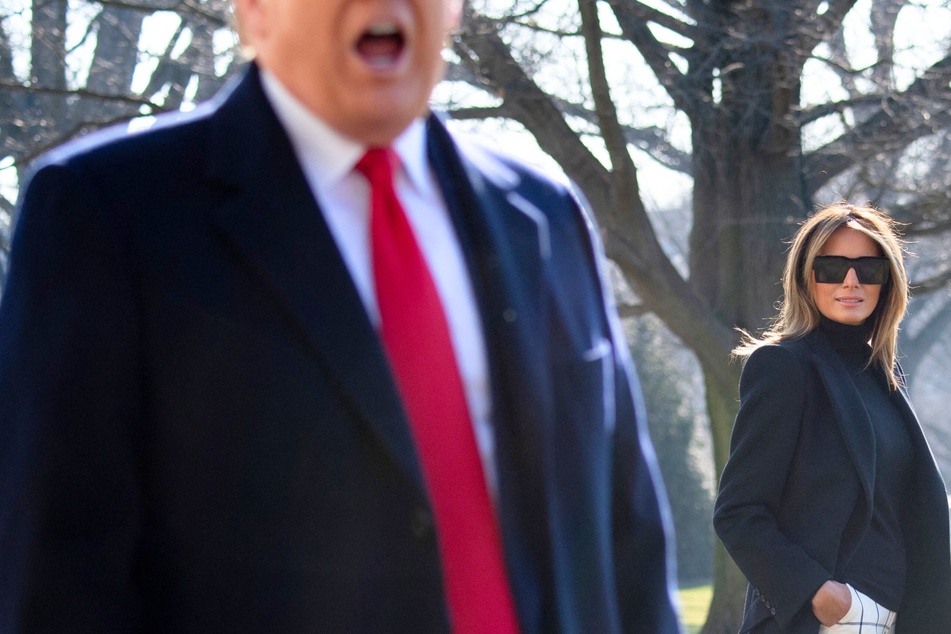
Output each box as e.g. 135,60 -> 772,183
445,0 -> 951,630
0,0 -> 241,277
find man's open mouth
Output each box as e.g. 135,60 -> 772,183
356,23 -> 406,69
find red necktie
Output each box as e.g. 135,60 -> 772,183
356,148 -> 520,634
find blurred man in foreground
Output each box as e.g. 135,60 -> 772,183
0,0 -> 681,631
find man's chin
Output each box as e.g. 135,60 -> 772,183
336,101 -> 427,146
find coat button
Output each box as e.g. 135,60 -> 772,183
411,506 -> 434,539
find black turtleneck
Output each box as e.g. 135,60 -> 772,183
818,317 -> 912,611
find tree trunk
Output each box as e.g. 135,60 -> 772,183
692,115 -> 808,634
699,368 -> 745,634
30,0 -> 67,90
688,6 -> 810,629
701,538 -> 747,634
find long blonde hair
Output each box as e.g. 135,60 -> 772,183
733,203 -> 909,390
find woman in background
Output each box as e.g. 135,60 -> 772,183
714,203 -> 951,633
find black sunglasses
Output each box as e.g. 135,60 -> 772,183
813,255 -> 890,285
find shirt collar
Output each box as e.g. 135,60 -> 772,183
260,69 -> 431,195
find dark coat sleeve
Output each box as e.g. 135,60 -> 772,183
464,147 -> 682,633
568,197 -> 681,634
0,163 -> 144,631
713,345 -> 831,630
610,342 -> 683,634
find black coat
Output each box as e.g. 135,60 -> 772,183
714,327 -> 951,634
0,65 -> 681,633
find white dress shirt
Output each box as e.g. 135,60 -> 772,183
260,71 -> 498,493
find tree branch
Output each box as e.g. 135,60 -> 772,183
799,91 -> 893,125
0,19 -> 14,82
95,0 -> 232,28
619,0 -> 697,40
0,80 -> 160,108
616,301 -> 651,319
912,270 -> 951,294
443,61 -> 692,173
605,0 -> 696,115
455,2 -> 611,199
579,0 -> 639,181
788,0 -> 859,73
578,0 -> 740,394
889,197 -> 951,237
804,53 -> 951,194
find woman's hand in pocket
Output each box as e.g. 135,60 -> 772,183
812,580 -> 852,627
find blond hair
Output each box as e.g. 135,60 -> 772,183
733,203 -> 909,390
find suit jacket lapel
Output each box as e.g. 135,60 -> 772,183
203,64 -> 425,491
426,115 -> 556,632
426,115 -> 553,490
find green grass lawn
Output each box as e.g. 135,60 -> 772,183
679,584 -> 712,634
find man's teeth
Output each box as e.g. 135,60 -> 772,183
366,23 -> 399,36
